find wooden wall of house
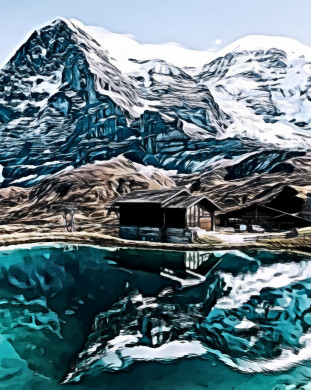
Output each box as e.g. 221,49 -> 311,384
119,203 -> 163,227
238,209 -> 272,224
164,209 -> 186,229
219,206 -> 275,227
120,226 -> 194,243
186,205 -> 208,227
200,217 -> 212,231
118,201 -> 216,242
301,195 -> 311,221
219,205 -> 311,230
274,216 -> 311,230
186,205 -> 212,230
120,226 -> 161,242
164,228 -> 193,244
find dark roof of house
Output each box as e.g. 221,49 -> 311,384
112,189 -> 188,205
163,194 -> 221,211
220,203 -> 282,217
111,189 -> 221,211
272,212 -> 311,223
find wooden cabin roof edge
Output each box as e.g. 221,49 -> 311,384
272,212 -> 311,223
109,188 -> 221,211
161,189 -> 191,206
111,188 -> 191,205
201,196 -> 222,211
219,202 -> 284,216
163,195 -> 221,210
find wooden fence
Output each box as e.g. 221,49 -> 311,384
243,231 -> 311,242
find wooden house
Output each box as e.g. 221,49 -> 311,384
110,189 -> 221,243
218,203 -> 311,231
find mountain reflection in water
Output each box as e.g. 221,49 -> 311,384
1,245 -> 311,389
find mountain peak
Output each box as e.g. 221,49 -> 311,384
50,16 -> 72,26
217,34 -> 311,60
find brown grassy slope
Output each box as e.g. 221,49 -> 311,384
0,156 -> 175,233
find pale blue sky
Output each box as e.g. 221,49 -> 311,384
0,0 -> 311,65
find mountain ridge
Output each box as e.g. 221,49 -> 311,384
67,18 -> 311,72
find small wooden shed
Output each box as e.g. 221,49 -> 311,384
110,189 -> 220,243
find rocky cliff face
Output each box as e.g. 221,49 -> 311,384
1,19 -> 311,187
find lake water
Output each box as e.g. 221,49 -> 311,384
1,244 -> 311,389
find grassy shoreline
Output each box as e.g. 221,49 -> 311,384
1,231 -> 311,253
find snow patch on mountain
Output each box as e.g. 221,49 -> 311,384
217,35 -> 311,61
70,19 -> 215,73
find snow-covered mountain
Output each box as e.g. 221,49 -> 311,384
0,17 -> 311,187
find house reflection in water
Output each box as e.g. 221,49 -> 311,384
112,247 -> 221,289
184,251 -> 211,270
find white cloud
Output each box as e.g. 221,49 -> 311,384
214,39 -> 222,45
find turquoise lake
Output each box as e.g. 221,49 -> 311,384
1,244 -> 311,389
